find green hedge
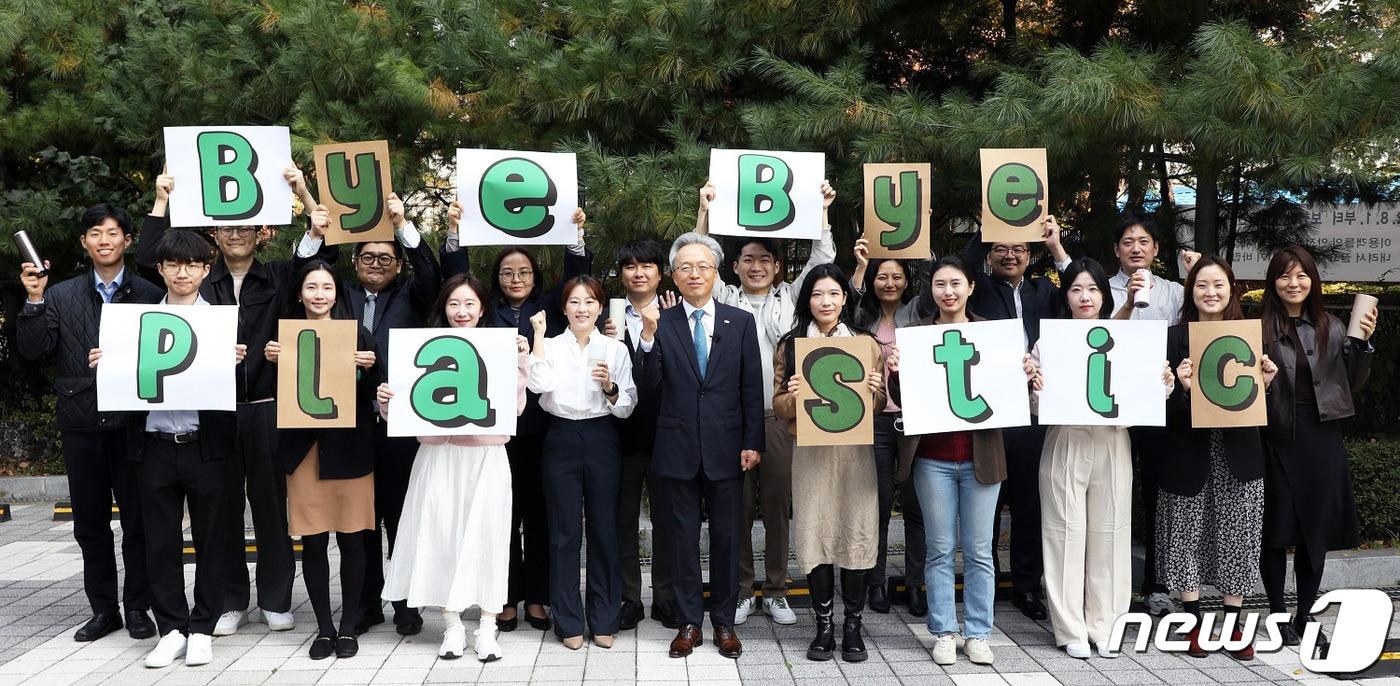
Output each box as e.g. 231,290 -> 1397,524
1346,438 -> 1400,544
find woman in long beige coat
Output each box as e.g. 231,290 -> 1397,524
773,264 -> 887,664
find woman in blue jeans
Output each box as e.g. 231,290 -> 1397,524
891,256 -> 1007,666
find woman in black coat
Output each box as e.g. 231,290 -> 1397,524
1258,246 -> 1376,653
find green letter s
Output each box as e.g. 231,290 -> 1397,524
801,347 -> 866,433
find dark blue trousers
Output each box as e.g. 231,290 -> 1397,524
543,417 -> 623,638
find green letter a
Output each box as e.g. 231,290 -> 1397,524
409,336 -> 496,428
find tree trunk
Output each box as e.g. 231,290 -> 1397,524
1003,0 -> 1017,44
1194,164 -> 1219,256
1226,163 -> 1241,263
1192,0 -> 1210,30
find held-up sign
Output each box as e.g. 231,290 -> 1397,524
313,140 -> 395,245
386,328 -> 520,438
1037,320 -> 1168,427
456,149 -> 579,246
863,163 -> 932,259
895,319 -> 1031,435
707,149 -> 825,240
794,337 -> 876,446
163,126 -> 294,228
276,320 -> 359,428
1188,320 -> 1267,428
979,148 -> 1048,244
96,304 -> 238,411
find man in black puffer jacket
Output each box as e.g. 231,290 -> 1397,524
17,203 -> 163,643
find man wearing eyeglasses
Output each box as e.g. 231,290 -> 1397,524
345,193 -> 441,637
136,165 -> 335,638
960,218 -> 1070,623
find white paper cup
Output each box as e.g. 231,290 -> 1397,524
608,298 -> 627,339
1348,294 -> 1379,340
1133,268 -> 1152,309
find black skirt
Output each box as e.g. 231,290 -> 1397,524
1261,404 -> 1360,567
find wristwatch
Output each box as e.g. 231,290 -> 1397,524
605,382 -> 619,396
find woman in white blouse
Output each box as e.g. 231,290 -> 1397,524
526,275 -> 637,650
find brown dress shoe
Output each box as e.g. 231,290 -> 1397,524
713,625 -> 742,659
669,624 -> 702,658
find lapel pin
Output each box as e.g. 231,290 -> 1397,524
723,319 -> 730,324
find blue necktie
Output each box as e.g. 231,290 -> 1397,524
692,310 -> 708,377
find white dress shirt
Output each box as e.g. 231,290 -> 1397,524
528,329 -> 637,419
624,296 -> 658,346
1109,270 -> 1185,325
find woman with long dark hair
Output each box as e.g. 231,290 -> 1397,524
375,273 -> 528,662
264,260 -> 379,660
1161,256 -> 1278,660
773,263 -> 887,662
1258,246 -> 1376,653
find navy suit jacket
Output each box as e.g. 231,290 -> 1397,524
637,301 -> 765,481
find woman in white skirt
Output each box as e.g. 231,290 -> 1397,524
376,273 -> 529,662
1023,258 -> 1172,659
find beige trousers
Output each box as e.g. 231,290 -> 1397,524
1039,425 -> 1133,647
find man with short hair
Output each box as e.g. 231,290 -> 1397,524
636,232 -> 765,659
18,203 -> 162,642
693,180 -> 836,625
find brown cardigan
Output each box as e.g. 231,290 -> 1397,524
772,331 -> 888,433
890,314 -> 1008,485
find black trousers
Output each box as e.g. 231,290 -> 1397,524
542,417 -> 622,638
505,429 -> 551,608
993,424 -> 1045,595
1132,431 -> 1168,596
362,421 -> 418,616
617,446 -> 674,606
660,469 -> 743,629
140,436 -> 228,636
220,402 -> 294,613
870,413 -> 925,589
60,429 -> 150,614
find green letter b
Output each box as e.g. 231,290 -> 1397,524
197,131 -> 263,221
737,154 -> 795,232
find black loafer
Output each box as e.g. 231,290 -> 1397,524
334,634 -> 359,658
652,601 -> 680,629
353,609 -> 385,636
73,611 -> 122,642
125,609 -> 156,639
619,599 -> 645,631
524,604 -> 551,631
394,607 -> 423,636
1012,591 -> 1048,621
907,586 -> 928,617
309,634 -> 335,660
496,614 -> 518,632
1279,622 -> 1301,646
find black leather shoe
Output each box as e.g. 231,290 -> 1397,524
353,608 -> 386,635
907,585 -> 928,617
652,601 -> 680,629
309,634 -> 334,660
393,605 -> 423,636
867,585 -> 892,614
1278,622 -> 1301,646
1012,591 -> 1048,620
1297,616 -> 1329,659
619,599 -> 645,631
124,609 -> 156,639
334,634 -> 358,658
73,611 -> 122,642
524,603 -> 551,631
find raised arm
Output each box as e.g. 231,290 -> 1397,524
387,194 -> 441,312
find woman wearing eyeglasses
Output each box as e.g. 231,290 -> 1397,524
440,203 -> 590,632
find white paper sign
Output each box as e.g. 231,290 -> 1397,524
163,126 -> 294,228
455,149 -> 579,246
895,319 -> 1031,435
387,328 -> 521,437
96,304 -> 238,411
1036,319 -> 1168,427
707,149 -> 825,240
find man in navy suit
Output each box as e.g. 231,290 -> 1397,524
636,232 -> 764,659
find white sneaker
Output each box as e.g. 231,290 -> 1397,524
1096,642 -> 1120,659
932,634 -> 957,665
734,597 -> 754,625
474,627 -> 502,663
1065,642 -> 1092,659
438,625 -> 466,660
144,631 -> 187,668
212,610 -> 245,636
1145,591 -> 1173,617
763,596 -> 797,625
964,637 -> 994,665
184,633 -> 213,666
262,610 -> 295,632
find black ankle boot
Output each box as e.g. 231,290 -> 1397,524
840,568 -> 868,662
806,565 -> 836,661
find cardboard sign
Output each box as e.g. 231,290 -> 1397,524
794,337 -> 876,446
96,304 -> 238,411
276,319 -> 359,428
895,319 -> 1031,434
386,328 -> 521,438
1037,319 -> 1169,427
863,163 -> 932,259
979,148 -> 1048,243
313,140 -> 395,245
163,126 -> 294,228
455,149 -> 579,246
707,149 -> 825,240
1188,319 -> 1268,428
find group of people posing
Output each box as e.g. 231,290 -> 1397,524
14,171 -> 1376,670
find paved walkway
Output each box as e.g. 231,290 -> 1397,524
0,501 -> 1397,685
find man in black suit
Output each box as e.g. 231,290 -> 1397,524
961,216 -> 1069,621
345,193 -> 441,636
636,232 -> 764,660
